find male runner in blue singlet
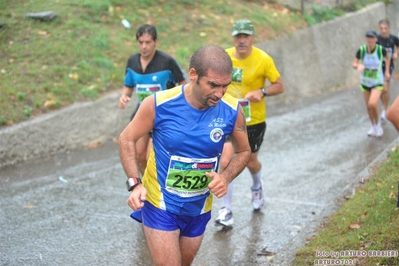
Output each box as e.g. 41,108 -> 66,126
118,45 -> 251,265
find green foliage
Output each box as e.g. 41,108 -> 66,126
0,0 -> 380,127
80,87 -> 99,99
16,92 -> 26,101
23,106 -> 32,117
304,5 -> 346,26
0,116 -> 7,125
340,0 -> 383,12
92,57 -> 113,69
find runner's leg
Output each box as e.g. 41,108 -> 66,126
143,226 -> 182,266
180,235 -> 204,266
387,95 -> 399,131
143,226 -> 204,266
381,80 -> 390,112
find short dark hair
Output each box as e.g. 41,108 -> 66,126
189,45 -> 232,81
378,19 -> 390,26
136,24 -> 157,41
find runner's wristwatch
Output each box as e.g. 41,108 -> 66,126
261,88 -> 268,97
126,177 -> 142,191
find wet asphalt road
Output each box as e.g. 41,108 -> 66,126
1,83 -> 399,266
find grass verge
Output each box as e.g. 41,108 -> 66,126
0,0 -> 380,126
293,145 -> 399,266
0,0 -> 308,126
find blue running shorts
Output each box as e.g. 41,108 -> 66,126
130,202 -> 211,237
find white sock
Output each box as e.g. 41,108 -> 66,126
222,181 -> 234,210
251,169 -> 262,190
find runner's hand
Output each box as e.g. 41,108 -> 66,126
244,90 -> 262,103
127,184 -> 146,211
207,171 -> 228,198
119,95 -> 131,109
385,72 -> 390,81
357,64 -> 365,73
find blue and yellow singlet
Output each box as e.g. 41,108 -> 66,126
143,85 -> 240,216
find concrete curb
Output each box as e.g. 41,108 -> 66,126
0,92 -> 136,167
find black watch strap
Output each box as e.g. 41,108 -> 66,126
126,177 -> 142,191
261,88 -> 267,97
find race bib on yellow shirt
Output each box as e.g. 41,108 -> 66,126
165,155 -> 218,198
238,99 -> 251,122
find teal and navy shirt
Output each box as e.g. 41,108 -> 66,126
124,50 -> 185,104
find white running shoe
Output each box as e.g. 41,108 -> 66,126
215,207 -> 233,227
367,125 -> 376,137
381,110 -> 387,122
251,186 -> 265,211
375,124 -> 383,137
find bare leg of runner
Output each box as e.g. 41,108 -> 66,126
143,226 -> 203,266
386,95 -> 399,131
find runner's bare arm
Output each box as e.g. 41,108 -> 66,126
119,86 -> 134,109
207,105 -> 250,197
384,52 -> 391,80
352,57 -> 360,69
245,77 -> 285,102
118,95 -> 155,180
119,95 -> 155,210
220,105 -> 250,183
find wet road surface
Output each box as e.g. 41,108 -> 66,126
1,83 -> 399,266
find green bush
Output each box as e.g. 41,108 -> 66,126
304,5 -> 346,26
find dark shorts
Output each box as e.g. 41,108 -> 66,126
130,202 -> 211,237
225,122 -> 267,153
247,122 -> 266,153
382,64 -> 394,83
360,84 -> 383,92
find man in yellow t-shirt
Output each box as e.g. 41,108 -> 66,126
215,19 -> 285,227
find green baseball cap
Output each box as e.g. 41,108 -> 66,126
231,19 -> 254,36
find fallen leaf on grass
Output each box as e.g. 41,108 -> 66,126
389,191 -> 396,198
68,73 -> 79,80
350,223 -> 360,229
38,31 -> 50,37
44,100 -> 57,108
360,213 -> 367,219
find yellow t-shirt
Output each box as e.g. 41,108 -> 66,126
225,46 -> 280,125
